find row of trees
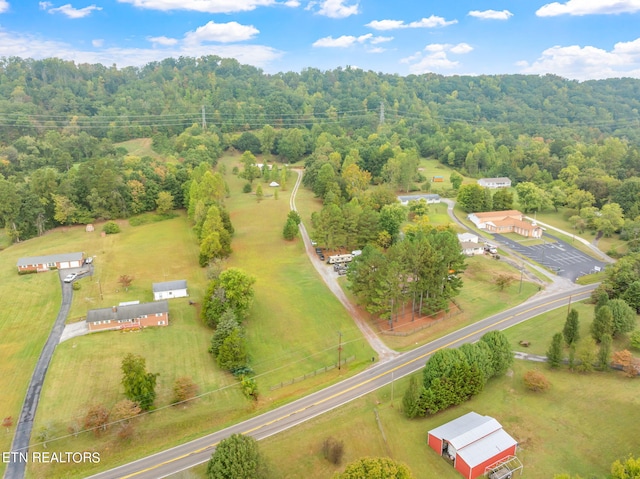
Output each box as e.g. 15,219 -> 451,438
403,331 -> 513,418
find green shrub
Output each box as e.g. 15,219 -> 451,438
630,330 -> 640,351
102,221 -> 120,234
72,282 -> 81,291
243,183 -> 252,193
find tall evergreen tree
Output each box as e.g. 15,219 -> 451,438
547,333 -> 563,368
563,308 -> 580,346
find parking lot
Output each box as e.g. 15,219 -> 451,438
494,233 -> 607,282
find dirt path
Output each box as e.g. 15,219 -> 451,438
289,170 -> 398,361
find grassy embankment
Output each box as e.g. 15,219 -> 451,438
26,152 -> 374,478
251,304 -> 640,479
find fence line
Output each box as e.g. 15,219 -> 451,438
380,302 -> 463,337
269,356 -> 356,391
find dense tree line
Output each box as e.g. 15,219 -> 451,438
403,331 -> 513,418
4,56 -> 640,250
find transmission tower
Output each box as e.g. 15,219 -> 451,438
202,105 -> 206,130
379,101 -> 385,126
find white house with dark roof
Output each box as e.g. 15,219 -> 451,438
397,194 -> 441,205
477,177 -> 512,189
152,280 -> 188,301
17,252 -> 84,273
86,301 -> 169,332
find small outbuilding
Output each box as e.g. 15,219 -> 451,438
17,252 -> 84,273
428,412 -> 522,479
477,177 -> 512,189
152,280 -> 188,301
269,181 -> 280,187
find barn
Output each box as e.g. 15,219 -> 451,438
152,280 -> 188,301
16,252 -> 84,273
427,412 -> 522,479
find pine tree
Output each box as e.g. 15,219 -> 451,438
547,332 -> 563,368
591,305 -> 614,343
563,308 -> 580,346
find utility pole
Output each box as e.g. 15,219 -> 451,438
567,295 -> 572,315
379,101 -> 385,126
337,331 -> 343,369
519,267 -> 523,294
202,105 -> 206,130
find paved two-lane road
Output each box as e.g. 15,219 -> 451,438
87,284 -> 596,479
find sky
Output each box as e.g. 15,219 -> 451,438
0,0 -> 640,80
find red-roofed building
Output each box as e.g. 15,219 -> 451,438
468,210 -> 543,238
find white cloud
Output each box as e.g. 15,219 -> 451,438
46,3 -> 102,18
468,9 -> 513,20
0,28 -> 282,70
450,43 -> 473,54
0,0 -> 9,13
282,0 -> 300,5
536,0 -> 640,16
39,1 -> 52,9
401,42 -> 472,74
184,21 -> 259,45
313,33 -> 390,48
306,0 -> 359,18
117,0 -> 278,13
367,47 -> 386,54
370,36 -> 393,45
518,38 -> 640,80
148,35 -> 179,46
366,15 -> 457,31
92,39 -> 104,47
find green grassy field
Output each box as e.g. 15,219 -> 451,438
253,358 -> 640,479
25,153 -> 374,477
0,245 -> 63,476
114,138 -> 165,160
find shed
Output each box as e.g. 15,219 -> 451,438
152,280 -> 188,301
16,252 -> 84,273
269,181 -> 280,187
428,412 -> 520,479
397,194 -> 441,206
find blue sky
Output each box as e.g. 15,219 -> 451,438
0,0 -> 639,80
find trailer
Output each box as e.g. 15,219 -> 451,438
327,254 -> 353,264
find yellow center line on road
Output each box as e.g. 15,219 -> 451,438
119,290 -> 588,479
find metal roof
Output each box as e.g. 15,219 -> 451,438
152,280 -> 187,293
86,301 -> 168,323
17,252 -> 83,267
429,412 -> 490,442
397,194 -> 441,202
458,428 -> 517,468
429,412 -> 517,468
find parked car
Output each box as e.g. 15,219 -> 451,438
319,253 -> 325,261
315,248 -> 323,255
84,256 -> 93,265
63,273 -> 78,283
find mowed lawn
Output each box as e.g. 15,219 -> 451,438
27,155 -> 375,477
255,358 -> 640,479
0,245 -> 63,476
220,156 -> 375,388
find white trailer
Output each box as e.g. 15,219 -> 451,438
327,254 -> 353,264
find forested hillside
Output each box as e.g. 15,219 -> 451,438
1,55 -> 640,249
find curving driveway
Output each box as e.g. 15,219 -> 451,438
4,268 -> 90,479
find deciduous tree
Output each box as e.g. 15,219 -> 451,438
206,434 -> 270,479
334,457 -> 414,479
121,353 -> 158,411
591,305 -> 614,343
